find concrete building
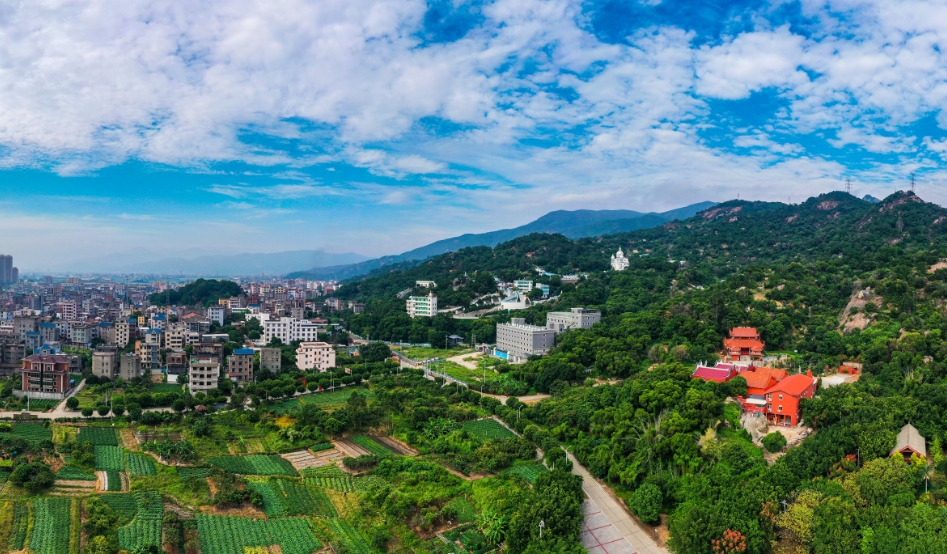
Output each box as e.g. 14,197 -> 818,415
114,321 -> 132,348
208,306 -> 227,326
0,254 -> 13,284
228,348 -> 254,383
92,349 -> 119,379
119,353 -> 143,381
546,308 -> 601,333
24,331 -> 43,352
416,280 -> 437,288
495,318 -> 556,363
260,347 -> 281,373
192,341 -> 224,361
188,357 -> 221,394
295,342 -> 336,371
406,292 -> 437,318
139,343 -> 161,370
0,337 -> 25,376
39,322 -> 59,344
166,351 -> 188,374
14,316 -> 38,342
70,324 -> 94,347
19,354 -> 74,397
611,248 -> 629,271
263,317 -> 323,344
513,280 -> 533,291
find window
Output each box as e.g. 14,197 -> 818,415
777,405 -> 783,412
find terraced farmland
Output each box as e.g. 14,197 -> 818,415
326,518 -> 372,554
248,478 -> 336,517
78,426 -> 119,446
117,492 -> 163,551
207,455 -> 299,476
125,453 -> 157,476
95,445 -> 125,470
351,436 -> 395,457
29,498 -> 71,554
196,514 -> 322,554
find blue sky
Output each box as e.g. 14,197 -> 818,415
3,0 -> 947,271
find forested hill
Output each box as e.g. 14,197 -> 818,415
334,190 -> 947,302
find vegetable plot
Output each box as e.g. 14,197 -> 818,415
125,453 -> 157,476
9,423 -> 52,441
56,465 -> 97,481
325,518 -> 371,554
462,419 -> 515,440
95,445 -> 125,470
207,455 -> 298,476
249,479 -> 336,517
351,436 -> 394,458
118,492 -> 163,551
8,502 -> 28,551
78,426 -> 119,446
29,498 -> 71,554
196,514 -> 321,554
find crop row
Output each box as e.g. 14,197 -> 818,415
507,464 -> 547,484
118,492 -> 163,551
301,465 -> 346,478
8,502 -> 28,550
78,426 -> 119,446
102,494 -> 139,523
30,498 -> 71,554
351,436 -> 394,457
10,423 -> 52,441
125,453 -> 157,476
462,419 -> 516,441
56,465 -> 97,481
95,445 -> 125,470
250,478 -> 336,517
105,469 -> 123,491
196,514 -> 322,554
304,476 -> 354,492
325,518 -> 371,554
207,455 -> 298,476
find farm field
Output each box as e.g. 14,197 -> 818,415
117,492 -> 163,551
207,454 -> 299,476
95,445 -> 126,470
248,478 -> 337,517
2,423 -> 53,442
462,418 -> 516,440
325,518 -> 372,554
29,498 -> 72,554
79,426 -> 119,446
351,435 -> 395,458
430,360 -> 488,383
196,514 -> 322,554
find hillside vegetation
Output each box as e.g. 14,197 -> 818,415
332,190 -> 947,552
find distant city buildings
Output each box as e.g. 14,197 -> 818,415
406,292 -> 437,318
0,255 -> 18,285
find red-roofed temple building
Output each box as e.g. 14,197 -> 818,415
739,368 -> 817,426
723,327 -> 765,361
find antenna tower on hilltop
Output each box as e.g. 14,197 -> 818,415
845,177 -> 852,195
910,172 -> 916,192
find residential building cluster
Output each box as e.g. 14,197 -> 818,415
0,274 -> 347,397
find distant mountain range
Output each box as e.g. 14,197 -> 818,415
53,250 -> 368,276
286,201 -> 717,280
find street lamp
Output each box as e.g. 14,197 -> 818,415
539,520 -> 545,540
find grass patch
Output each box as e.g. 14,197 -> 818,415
430,360 -> 489,383
507,463 -> 547,484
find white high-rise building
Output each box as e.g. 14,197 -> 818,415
263,317 -> 323,344
406,292 -> 437,318
611,248 -> 629,271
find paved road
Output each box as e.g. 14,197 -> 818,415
567,451 -> 669,554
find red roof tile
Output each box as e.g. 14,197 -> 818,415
765,373 -> 816,397
693,366 -> 734,383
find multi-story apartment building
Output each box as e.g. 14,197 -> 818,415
406,292 -> 437,318
495,318 -> 556,363
166,351 -> 188,374
545,308 -> 602,333
260,347 -> 281,373
39,322 -> 59,344
295,342 -> 335,372
13,315 -> 38,342
70,324 -> 94,347
114,321 -> 131,348
119,353 -> 142,381
228,348 -> 254,383
188,358 -> 221,394
207,306 -> 227,326
20,355 -> 74,397
262,317 -> 323,344
92,348 -> 119,379
0,337 -> 25,376
58,300 -> 77,321
24,331 -> 43,352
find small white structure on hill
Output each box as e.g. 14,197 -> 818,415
611,248 -> 629,271
407,292 -> 437,318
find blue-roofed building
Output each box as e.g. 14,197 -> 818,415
24,331 -> 43,352
150,312 -> 167,330
228,347 -> 254,383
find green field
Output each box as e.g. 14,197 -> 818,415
102,494 -> 139,523
207,455 -> 298,476
95,445 -> 126,470
4,423 -> 53,442
30,498 -> 71,554
325,518 -> 372,554
78,426 -> 119,446
125,453 -> 157,476
430,360 -> 489,383
397,346 -> 474,361
248,478 -> 336,517
271,387 -> 375,413
177,467 -> 211,481
196,514 -> 322,554
351,436 -> 394,457
462,419 -> 516,440
8,502 -> 28,550
56,465 -> 97,481
149,383 -> 182,393
105,469 -> 123,491
507,464 -> 548,484
22,398 -> 58,411
118,492 -> 163,551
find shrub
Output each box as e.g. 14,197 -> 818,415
762,432 -> 788,453
628,483 -> 663,525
